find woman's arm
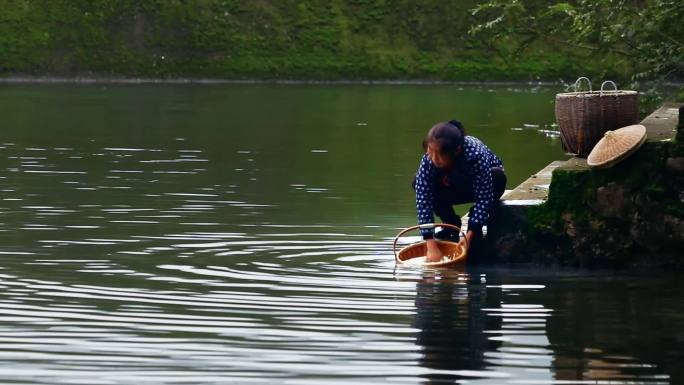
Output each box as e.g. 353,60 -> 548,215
468,160 -> 495,237
415,154 -> 437,239
425,239 -> 442,262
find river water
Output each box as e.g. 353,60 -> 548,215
0,84 -> 681,384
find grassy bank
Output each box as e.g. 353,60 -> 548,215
0,0 -> 624,81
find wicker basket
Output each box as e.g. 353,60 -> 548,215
393,223 -> 468,268
555,78 -> 639,157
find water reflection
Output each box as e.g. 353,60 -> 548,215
414,270 -> 502,384
0,84 -> 680,384
409,268 -> 676,385
546,276 -> 678,384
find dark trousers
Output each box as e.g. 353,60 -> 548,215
415,167 -> 507,233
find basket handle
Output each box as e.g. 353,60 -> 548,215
574,77 -> 592,92
600,80 -> 618,95
392,223 -> 466,261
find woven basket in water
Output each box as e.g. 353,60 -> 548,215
393,223 -> 468,268
555,78 -> 639,157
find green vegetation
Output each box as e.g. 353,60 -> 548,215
3,0 -> 677,81
471,0 -> 683,90
529,142 -> 670,230
522,139 -> 682,267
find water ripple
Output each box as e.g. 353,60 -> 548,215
0,131 -> 677,384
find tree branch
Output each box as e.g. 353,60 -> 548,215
518,27 -> 631,56
623,7 -> 684,48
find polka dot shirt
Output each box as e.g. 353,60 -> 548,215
415,136 -> 504,238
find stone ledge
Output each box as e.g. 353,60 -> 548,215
502,161 -> 565,202
642,102 -> 681,142
554,103 -> 682,173
475,103 -> 683,265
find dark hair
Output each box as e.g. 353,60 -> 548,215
422,120 -> 466,155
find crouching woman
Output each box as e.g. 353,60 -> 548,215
413,120 -> 507,262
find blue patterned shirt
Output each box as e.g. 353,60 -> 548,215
415,136 -> 503,238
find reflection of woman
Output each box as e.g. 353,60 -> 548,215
413,270 -> 501,384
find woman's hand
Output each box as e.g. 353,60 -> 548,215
459,230 -> 475,255
425,239 -> 442,262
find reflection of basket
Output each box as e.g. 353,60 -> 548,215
393,223 -> 468,267
555,78 -> 639,157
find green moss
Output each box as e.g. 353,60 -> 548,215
676,88 -> 684,102
524,139 -> 681,265
675,106 -> 684,155
664,203 -> 684,217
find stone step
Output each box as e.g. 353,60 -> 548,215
459,161 -> 564,237
476,103 -> 682,263
501,161 -> 565,204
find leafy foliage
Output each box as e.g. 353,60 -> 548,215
0,0 -> 680,81
470,0 -> 684,82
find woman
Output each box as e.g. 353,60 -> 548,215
413,120 -> 507,262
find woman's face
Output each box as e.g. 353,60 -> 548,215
427,143 -> 453,169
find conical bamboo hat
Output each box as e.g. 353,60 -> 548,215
587,124 -> 647,168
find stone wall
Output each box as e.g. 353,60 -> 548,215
479,105 -> 684,269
